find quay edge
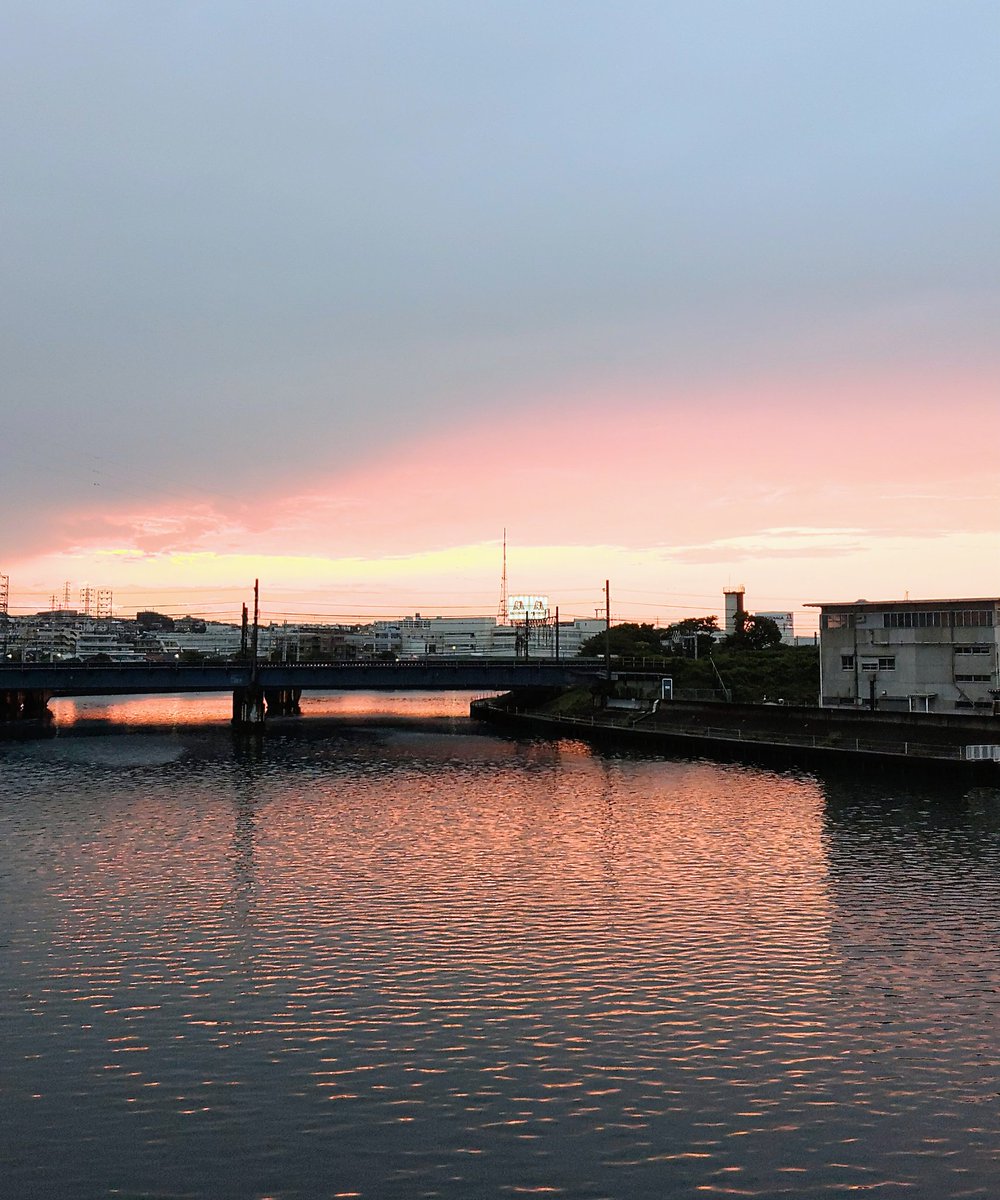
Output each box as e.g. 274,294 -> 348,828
470,695 -> 1000,781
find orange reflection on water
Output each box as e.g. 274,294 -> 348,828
50,690 -> 485,726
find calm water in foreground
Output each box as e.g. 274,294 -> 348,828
2,692 -> 998,1199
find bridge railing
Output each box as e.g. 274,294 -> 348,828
1,656 -> 607,671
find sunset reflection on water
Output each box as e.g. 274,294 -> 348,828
2,699 -> 998,1199
50,689 -> 486,726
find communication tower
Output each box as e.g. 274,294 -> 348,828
496,528 -> 508,625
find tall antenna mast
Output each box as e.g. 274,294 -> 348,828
0,573 -> 9,658
496,528 -> 508,624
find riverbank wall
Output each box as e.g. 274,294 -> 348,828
470,695 -> 1000,780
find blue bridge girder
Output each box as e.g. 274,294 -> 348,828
0,658 -> 606,698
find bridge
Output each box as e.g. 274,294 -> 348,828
0,658 -> 608,724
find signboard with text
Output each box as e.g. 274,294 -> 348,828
507,595 -> 550,623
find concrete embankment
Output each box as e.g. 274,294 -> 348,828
471,696 -> 1000,780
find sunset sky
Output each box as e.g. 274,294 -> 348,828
3,2 -> 998,632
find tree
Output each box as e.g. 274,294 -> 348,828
662,615 -> 720,658
727,612 -> 783,650
577,622 -> 667,658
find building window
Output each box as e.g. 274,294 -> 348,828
955,611 -> 994,628
955,645 -> 991,655
860,659 -> 879,671
841,655 -> 855,670
878,657 -> 895,670
882,610 -> 995,629
955,673 -> 992,683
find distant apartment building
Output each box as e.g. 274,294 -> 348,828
7,614 -> 141,662
72,629 -> 143,662
4,609 -> 607,665
269,624 -> 357,662
808,597 -> 1000,713
152,622 -> 273,660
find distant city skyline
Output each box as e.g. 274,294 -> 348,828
4,3 -> 998,626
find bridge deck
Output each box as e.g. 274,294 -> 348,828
0,658 -> 606,697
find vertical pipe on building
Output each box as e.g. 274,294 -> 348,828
852,616 -> 859,707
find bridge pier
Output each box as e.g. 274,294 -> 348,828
264,686 -> 302,717
0,688 -> 52,722
232,685 -> 266,727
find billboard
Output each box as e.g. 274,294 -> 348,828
507,594 -> 550,623
758,611 -> 795,643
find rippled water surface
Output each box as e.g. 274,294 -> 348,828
2,694 -> 999,1199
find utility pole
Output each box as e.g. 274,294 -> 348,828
233,582 -> 264,727
604,579 -> 611,681
554,605 -> 560,661
250,579 -> 260,681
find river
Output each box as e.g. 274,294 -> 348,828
1,693 -> 998,1198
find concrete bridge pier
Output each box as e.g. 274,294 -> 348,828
264,686 -> 302,717
0,688 -> 52,721
232,685 -> 266,727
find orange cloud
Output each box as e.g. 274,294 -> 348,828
6,364 -> 999,626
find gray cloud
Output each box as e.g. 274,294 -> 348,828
3,1 -> 998,539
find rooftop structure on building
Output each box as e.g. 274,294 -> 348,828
723,587 -> 745,636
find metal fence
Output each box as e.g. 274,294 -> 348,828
487,704 -> 973,763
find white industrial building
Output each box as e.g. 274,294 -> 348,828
397,615 -> 498,657
758,611 -> 795,645
807,597 -> 1000,713
152,622 -> 274,660
374,614 -> 605,659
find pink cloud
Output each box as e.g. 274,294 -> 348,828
7,363 -> 1000,622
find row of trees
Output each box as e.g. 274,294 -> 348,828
578,613 -> 784,659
